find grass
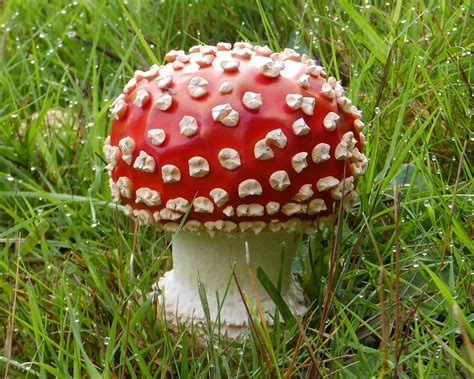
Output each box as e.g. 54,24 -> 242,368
0,0 -> 472,377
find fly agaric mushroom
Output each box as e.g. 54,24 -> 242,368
104,42 -> 367,338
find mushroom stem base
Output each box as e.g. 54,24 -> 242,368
156,230 -> 307,340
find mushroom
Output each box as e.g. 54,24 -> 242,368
104,42 -> 367,339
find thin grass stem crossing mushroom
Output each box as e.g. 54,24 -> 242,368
104,42 -> 367,339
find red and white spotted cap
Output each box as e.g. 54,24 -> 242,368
103,42 -> 367,234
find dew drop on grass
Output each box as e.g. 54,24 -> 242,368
423,200 -> 430,207
413,262 -> 419,268
104,337 -> 110,346
469,131 -> 474,141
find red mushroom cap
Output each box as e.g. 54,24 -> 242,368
104,42 -> 367,234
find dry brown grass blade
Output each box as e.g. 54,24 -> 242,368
374,43 -> 395,112
284,313 -> 308,379
298,318 -> 321,377
398,285 -> 427,363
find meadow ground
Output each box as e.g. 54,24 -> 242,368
0,0 -> 472,377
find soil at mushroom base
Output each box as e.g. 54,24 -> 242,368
103,41 -> 367,338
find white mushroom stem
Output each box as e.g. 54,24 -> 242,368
157,230 -> 307,339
